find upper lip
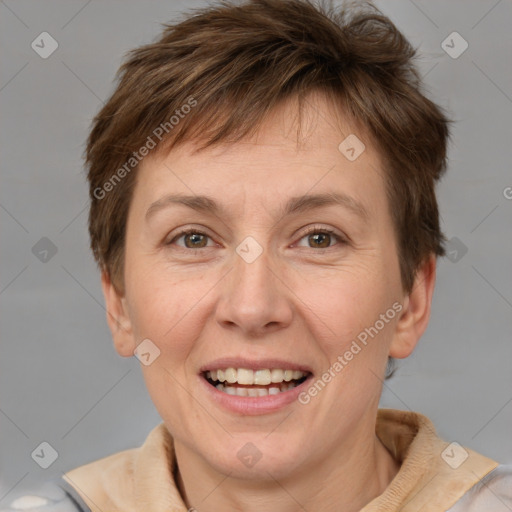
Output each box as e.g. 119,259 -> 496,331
199,357 -> 313,374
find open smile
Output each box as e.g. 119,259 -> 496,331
204,368 -> 310,396
199,362 -> 313,414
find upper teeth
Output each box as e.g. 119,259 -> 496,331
206,368 -> 306,385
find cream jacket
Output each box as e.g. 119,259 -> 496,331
3,409 -> 511,511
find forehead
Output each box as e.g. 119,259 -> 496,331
133,93 -> 388,221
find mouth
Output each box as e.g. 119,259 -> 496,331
203,368 -> 310,397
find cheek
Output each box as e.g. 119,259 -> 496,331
126,268 -> 212,361
300,264 -> 394,350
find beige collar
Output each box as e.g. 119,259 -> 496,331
362,409 -> 498,511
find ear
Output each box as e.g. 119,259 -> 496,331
101,271 -> 135,357
389,255 -> 437,359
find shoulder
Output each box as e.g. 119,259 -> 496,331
448,464 -> 512,511
0,479 -> 91,512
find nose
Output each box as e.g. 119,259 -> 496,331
215,244 -> 294,338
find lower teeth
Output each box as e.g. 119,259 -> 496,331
215,382 -> 296,396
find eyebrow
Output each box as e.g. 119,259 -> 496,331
145,192 -> 369,222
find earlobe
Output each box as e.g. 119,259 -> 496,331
101,271 -> 135,357
389,255 -> 437,359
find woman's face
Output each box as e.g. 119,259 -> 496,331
105,94 -> 430,479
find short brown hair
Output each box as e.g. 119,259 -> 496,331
86,0 -> 449,293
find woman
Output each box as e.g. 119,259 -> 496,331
4,1 -> 510,510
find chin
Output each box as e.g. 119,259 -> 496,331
197,432 -> 308,480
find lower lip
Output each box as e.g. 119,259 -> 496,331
199,375 -> 312,415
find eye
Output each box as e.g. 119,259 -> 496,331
295,226 -> 347,249
167,226 -> 347,251
169,229 -> 215,249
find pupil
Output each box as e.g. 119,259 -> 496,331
186,233 -> 206,248
310,233 -> 330,248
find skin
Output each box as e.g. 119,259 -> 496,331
102,92 -> 436,512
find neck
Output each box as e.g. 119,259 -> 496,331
174,428 -> 399,512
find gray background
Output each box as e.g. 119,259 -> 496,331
1,0 -> 511,504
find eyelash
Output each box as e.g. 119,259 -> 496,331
167,225 -> 347,251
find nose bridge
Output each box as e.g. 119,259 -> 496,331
216,235 -> 293,335
235,239 -> 273,297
